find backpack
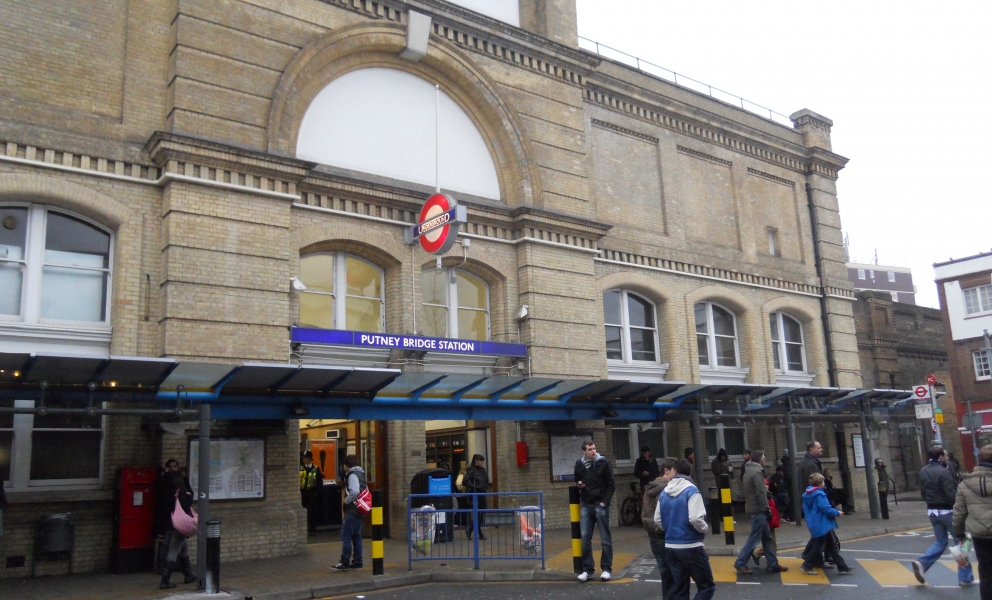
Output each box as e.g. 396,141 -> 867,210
641,481 -> 666,537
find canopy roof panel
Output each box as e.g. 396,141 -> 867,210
0,352 -> 920,421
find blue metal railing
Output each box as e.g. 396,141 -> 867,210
577,36 -> 793,127
408,492 -> 545,570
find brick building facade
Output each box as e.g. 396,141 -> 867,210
935,251 -> 992,471
0,0 -> 867,577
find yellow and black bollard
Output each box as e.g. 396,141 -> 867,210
719,473 -> 734,545
372,490 -> 384,576
569,486 -> 582,574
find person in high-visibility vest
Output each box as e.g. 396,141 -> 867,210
300,451 -> 322,534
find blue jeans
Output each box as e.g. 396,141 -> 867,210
735,512 -> 779,569
340,512 -> 363,566
579,503 -> 613,574
665,546 -> 715,600
918,512 -> 974,583
649,536 -> 673,599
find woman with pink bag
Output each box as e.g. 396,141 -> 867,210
153,459 -> 198,589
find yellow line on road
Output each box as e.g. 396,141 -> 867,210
858,559 -> 922,587
709,556 -> 739,583
544,548 -> 635,574
778,557 -> 830,584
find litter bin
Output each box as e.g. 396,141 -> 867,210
34,513 -> 74,576
410,469 -> 453,542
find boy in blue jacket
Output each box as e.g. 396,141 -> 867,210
800,473 -> 854,575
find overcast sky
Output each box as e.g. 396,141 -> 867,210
576,0 -> 992,308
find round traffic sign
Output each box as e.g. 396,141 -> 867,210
927,374 -> 937,386
417,194 -> 457,254
914,385 -> 928,398
963,412 -> 984,431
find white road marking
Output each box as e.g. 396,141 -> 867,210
643,580 -> 661,583
783,583 -> 809,586
736,582 -> 761,585
831,583 -> 858,587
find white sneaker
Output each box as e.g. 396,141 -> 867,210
600,571 -> 612,581
577,572 -> 589,582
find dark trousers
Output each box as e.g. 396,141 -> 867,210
340,512 -> 363,566
665,546 -> 715,600
649,536 -> 672,600
974,536 -> 992,600
801,532 -> 847,570
467,494 -> 488,535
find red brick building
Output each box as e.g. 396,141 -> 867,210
934,250 -> 992,470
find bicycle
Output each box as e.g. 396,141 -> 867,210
619,481 -> 643,526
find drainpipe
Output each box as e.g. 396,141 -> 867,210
805,183 -> 838,388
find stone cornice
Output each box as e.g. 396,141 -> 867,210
145,132 -> 315,179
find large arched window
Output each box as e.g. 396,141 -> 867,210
603,289 -> 659,364
695,301 -> 739,368
770,312 -> 807,373
298,253 -> 384,331
297,68 -> 500,200
0,204 -> 112,324
421,268 -> 489,340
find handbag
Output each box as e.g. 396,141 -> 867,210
355,486 -> 372,516
171,490 -> 198,538
767,497 -> 781,529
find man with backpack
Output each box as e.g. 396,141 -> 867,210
332,454 -> 369,570
642,457 -> 677,599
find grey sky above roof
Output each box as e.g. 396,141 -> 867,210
576,0 -> 992,309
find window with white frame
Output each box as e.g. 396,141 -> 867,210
1,398 -> 105,491
975,350 -> 991,380
610,423 -> 666,467
0,204 -> 112,324
869,270 -> 875,279
770,312 -> 807,373
704,424 -> 747,458
857,269 -> 865,280
604,289 -> 659,364
695,302 -> 740,368
887,271 -> 896,283
298,253 -> 384,331
421,268 -> 490,340
963,284 -> 992,316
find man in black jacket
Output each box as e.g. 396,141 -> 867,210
911,445 -> 975,586
573,440 -> 616,582
798,440 -> 823,490
634,446 -> 660,491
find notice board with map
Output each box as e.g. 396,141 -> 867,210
189,438 -> 266,500
549,433 -> 592,482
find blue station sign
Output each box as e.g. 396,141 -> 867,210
291,327 -> 527,358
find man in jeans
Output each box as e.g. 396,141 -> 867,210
734,450 -> 788,575
654,459 -> 714,600
642,457 -> 678,599
332,455 -> 366,571
573,440 -> 616,581
912,445 -> 974,585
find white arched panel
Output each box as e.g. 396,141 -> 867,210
297,68 -> 501,200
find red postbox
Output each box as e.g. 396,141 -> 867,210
112,467 -> 158,574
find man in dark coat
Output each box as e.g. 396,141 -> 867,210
912,445 -> 974,586
153,459 -> 196,589
634,446 -> 660,491
574,440 -> 616,582
642,457 -> 677,599
798,440 -> 823,490
462,454 -> 489,540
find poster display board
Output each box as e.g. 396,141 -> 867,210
189,438 -> 266,500
549,433 -> 592,482
309,439 -> 337,480
851,434 -> 865,468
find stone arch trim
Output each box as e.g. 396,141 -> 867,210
267,21 -> 542,208
596,271 -> 671,306
292,221 -> 409,268
761,296 -> 818,324
684,284 -> 751,315
0,173 -> 143,355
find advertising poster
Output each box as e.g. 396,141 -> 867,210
549,433 -> 593,482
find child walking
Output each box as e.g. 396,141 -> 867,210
800,473 -> 854,575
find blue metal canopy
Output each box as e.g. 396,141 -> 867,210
0,352 -> 916,421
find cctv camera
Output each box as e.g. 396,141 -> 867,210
517,305 -> 529,320
290,277 -> 307,291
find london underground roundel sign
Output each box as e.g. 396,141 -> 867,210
404,193 -> 467,255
